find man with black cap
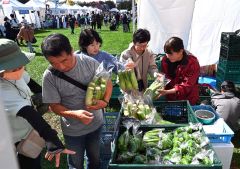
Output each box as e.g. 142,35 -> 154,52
0,39 -> 75,169
211,80 -> 240,132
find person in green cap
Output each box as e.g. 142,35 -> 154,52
0,39 -> 75,169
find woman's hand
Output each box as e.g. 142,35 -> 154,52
45,149 -> 76,168
157,88 -> 176,98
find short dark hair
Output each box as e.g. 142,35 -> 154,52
41,33 -> 72,58
221,80 -> 236,94
164,37 -> 184,54
133,29 -> 150,44
78,28 -> 102,53
4,17 -> 9,22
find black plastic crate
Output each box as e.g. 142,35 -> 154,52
220,32 -> 240,46
219,44 -> 240,60
218,56 -> 240,73
153,100 -> 197,124
216,67 -> 240,84
109,126 -> 222,169
120,100 -> 198,127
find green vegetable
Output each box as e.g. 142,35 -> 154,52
95,86 -> 101,100
85,87 -> 94,106
129,69 -> 138,90
118,131 -> 130,152
118,71 -> 126,91
133,154 -> 146,164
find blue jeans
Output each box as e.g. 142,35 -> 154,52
64,126 -> 102,169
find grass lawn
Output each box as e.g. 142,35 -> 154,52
22,25 -> 240,169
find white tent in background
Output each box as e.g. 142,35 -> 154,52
59,3 -> 70,10
81,6 -> 89,13
46,1 -> 57,9
137,0 -> 240,66
2,0 -> 33,19
26,0 -> 45,10
110,8 -> 119,12
25,0 -> 45,28
71,4 -> 82,10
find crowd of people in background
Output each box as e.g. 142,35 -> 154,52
40,11 -> 131,32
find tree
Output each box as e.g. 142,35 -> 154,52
118,0 -> 131,11
105,0 -> 116,9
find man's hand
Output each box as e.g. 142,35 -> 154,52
125,61 -> 135,70
45,149 -> 76,168
86,99 -> 108,110
71,110 -> 94,125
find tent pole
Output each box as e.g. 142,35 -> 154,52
132,0 -> 135,33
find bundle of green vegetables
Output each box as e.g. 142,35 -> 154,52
123,101 -> 152,120
121,94 -> 174,125
118,69 -> 138,91
85,76 -> 108,106
144,76 -> 165,100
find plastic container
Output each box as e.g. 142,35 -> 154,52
153,100 -> 198,125
203,118 -> 234,144
191,105 -> 234,143
195,109 -> 215,125
218,56 -> 240,73
101,112 -> 120,160
220,32 -> 240,47
219,44 -> 240,60
120,100 -> 197,127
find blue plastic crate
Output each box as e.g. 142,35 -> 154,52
205,121 -> 234,143
153,100 -> 197,124
102,112 -> 120,133
191,105 -> 234,143
100,158 -> 110,169
101,112 -> 120,158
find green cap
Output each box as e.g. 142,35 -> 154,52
0,39 -> 35,73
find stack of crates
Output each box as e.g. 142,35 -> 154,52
216,32 -> 240,90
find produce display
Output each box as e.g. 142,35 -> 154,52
118,69 -> 138,91
121,95 -> 173,125
144,77 -> 165,100
85,77 -> 107,106
116,123 -> 215,165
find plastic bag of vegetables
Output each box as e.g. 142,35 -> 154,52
144,75 -> 166,100
85,62 -> 112,106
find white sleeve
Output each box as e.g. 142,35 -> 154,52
22,71 -> 30,84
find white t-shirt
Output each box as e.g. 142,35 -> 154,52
0,71 -> 32,143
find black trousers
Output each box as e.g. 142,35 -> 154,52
138,80 -> 144,92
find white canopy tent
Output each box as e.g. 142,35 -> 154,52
137,0 -> 240,66
2,0 -> 33,19
1,0 -> 43,28
25,0 -> 45,28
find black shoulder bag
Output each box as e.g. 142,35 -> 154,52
48,67 -> 87,91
